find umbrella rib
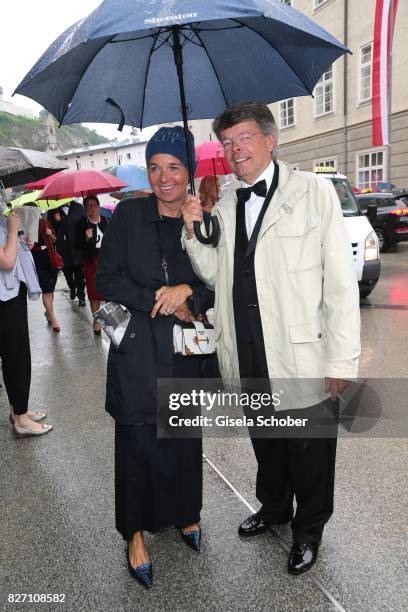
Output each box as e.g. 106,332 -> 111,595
189,25 -> 229,107
140,30 -> 162,129
228,18 -> 318,95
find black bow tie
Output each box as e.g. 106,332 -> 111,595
236,179 -> 267,205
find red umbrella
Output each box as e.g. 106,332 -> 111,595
25,170 -> 67,190
194,141 -> 231,178
39,169 -> 128,199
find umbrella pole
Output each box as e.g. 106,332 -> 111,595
171,26 -> 219,246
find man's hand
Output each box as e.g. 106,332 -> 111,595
325,378 -> 351,400
181,194 -> 203,239
151,284 -> 193,318
174,303 -> 195,322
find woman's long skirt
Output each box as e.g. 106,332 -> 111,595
114,355 -> 203,540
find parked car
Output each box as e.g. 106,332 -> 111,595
314,168 -> 381,298
356,192 -> 408,252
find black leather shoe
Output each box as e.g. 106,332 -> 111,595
238,513 -> 270,537
180,527 -> 201,552
70,288 -> 76,300
78,298 -> 86,307
288,542 -> 319,576
125,545 -> 153,588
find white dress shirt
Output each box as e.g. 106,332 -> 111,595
240,161 -> 275,239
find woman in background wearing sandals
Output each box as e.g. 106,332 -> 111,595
0,208 -> 53,437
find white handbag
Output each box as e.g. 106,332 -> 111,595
173,320 -> 217,356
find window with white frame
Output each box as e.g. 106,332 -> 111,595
118,154 -> 123,165
104,158 -> 108,166
314,158 -> 337,170
90,160 -> 95,168
359,42 -> 373,103
314,0 -> 329,8
357,150 -> 385,190
314,66 -> 334,116
280,98 -> 295,128
127,153 -> 131,159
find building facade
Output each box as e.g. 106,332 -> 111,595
57,132 -> 148,171
268,0 -> 408,190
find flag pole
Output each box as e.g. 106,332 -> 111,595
387,0 -> 394,184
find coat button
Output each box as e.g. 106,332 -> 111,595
248,338 -> 254,344
317,333 -> 322,339
248,304 -> 258,309
130,333 -> 136,339
245,269 -> 251,276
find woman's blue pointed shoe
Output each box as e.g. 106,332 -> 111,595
126,545 -> 153,588
180,527 -> 202,552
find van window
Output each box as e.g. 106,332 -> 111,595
331,178 -> 359,216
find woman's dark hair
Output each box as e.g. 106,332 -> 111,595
83,195 -> 100,208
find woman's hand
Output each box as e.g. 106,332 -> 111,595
7,210 -> 21,234
181,194 -> 203,239
151,284 -> 193,318
24,239 -> 34,250
45,227 -> 53,236
85,228 -> 93,241
174,303 -> 195,322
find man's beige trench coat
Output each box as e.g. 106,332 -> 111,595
183,161 -> 361,410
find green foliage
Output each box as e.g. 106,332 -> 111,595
0,111 -> 109,151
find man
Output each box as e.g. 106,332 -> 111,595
182,101 -> 360,575
49,201 -> 86,306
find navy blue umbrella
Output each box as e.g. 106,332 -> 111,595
15,0 -> 348,243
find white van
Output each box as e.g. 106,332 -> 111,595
314,167 -> 381,298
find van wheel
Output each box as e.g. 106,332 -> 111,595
375,228 -> 389,252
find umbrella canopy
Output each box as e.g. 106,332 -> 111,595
14,0 -> 348,244
0,147 -> 67,188
14,0 -> 348,130
104,164 -> 150,192
8,190 -> 74,211
195,141 -> 231,178
38,169 -> 128,199
25,170 -> 67,190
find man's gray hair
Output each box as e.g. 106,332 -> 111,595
212,101 -> 279,159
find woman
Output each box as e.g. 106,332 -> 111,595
95,127 -> 213,589
75,196 -> 109,334
198,175 -> 220,212
29,210 -> 60,332
0,208 -> 53,437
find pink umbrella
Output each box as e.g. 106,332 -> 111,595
194,141 -> 231,178
39,169 -> 128,199
25,170 -> 67,190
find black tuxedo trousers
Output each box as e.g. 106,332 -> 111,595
232,179 -> 338,544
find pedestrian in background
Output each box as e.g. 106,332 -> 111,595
49,201 -> 86,306
0,209 -> 53,437
75,195 -> 108,334
198,175 -> 220,213
23,204 -> 61,332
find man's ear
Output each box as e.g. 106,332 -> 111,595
266,134 -> 276,154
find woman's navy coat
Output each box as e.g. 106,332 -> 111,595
95,195 -> 214,425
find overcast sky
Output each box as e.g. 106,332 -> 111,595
0,0 -> 154,140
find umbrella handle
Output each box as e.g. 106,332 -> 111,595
193,217 -> 220,246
